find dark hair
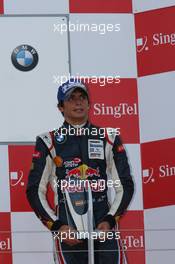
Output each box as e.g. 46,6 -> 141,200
57,101 -> 64,108
57,101 -> 64,116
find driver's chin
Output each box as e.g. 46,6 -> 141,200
72,109 -> 86,117
70,110 -> 87,121
72,113 -> 86,120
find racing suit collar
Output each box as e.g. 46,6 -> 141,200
63,120 -> 90,129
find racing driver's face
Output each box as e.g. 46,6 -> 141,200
58,88 -> 89,125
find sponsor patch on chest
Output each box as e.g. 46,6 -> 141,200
88,139 -> 104,159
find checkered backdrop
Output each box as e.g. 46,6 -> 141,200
0,1 -> 175,263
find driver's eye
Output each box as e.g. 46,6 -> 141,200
79,95 -> 85,100
68,95 -> 86,101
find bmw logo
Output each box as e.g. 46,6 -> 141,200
55,133 -> 66,144
11,44 -> 39,71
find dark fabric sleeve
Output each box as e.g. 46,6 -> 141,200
26,137 -> 64,231
111,135 -> 134,216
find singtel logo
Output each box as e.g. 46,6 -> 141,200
137,32 -> 175,53
143,164 -> 175,184
153,32 -> 175,46
93,103 -> 137,118
159,164 -> 175,177
122,235 -> 144,250
0,238 -> 11,251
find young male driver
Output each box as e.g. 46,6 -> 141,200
26,79 -> 134,264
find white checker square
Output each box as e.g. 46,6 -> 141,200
11,212 -> 54,264
144,206 -> 175,264
138,72 -> 175,143
70,14 -> 137,78
0,145 -> 11,212
4,0 -> 69,14
133,0 -> 175,13
0,16 -> 68,142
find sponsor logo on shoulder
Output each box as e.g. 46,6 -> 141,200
32,150 -> 41,158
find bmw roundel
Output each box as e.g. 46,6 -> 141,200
55,133 -> 66,144
11,45 -> 39,71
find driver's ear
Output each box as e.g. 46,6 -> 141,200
57,102 -> 64,113
58,105 -> 64,113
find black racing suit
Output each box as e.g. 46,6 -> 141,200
26,121 -> 134,264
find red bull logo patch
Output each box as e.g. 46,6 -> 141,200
66,164 -> 100,179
